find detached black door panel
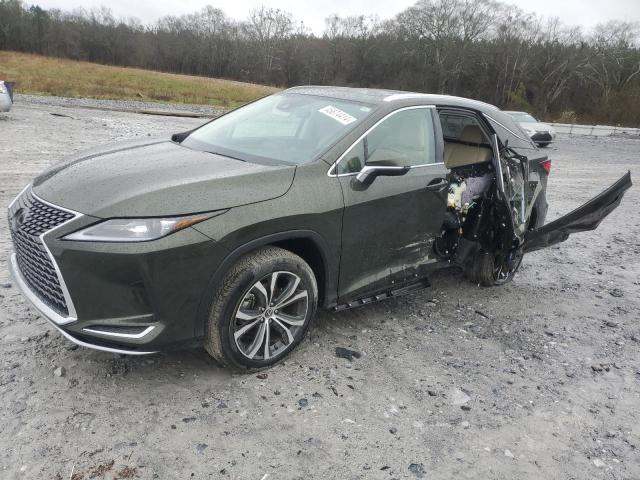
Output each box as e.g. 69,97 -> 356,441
523,171 -> 631,253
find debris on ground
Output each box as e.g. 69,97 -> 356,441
449,388 -> 471,405
335,347 -> 362,361
408,463 -> 426,478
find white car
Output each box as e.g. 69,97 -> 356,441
504,111 -> 556,147
0,81 -> 14,112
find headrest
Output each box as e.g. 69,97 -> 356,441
461,125 -> 485,144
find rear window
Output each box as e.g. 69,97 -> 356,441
507,112 -> 537,123
485,114 -> 537,150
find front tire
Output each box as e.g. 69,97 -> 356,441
204,246 -> 318,370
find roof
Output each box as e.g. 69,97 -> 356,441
285,86 -> 402,104
285,86 -> 500,113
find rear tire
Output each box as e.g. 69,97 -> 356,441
466,249 -> 523,286
204,246 -> 318,370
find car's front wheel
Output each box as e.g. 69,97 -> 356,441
204,246 -> 318,370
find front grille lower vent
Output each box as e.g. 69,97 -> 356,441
8,188 -> 75,316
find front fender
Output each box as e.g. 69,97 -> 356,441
193,230 -> 334,339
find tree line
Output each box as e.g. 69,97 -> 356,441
1,0 -> 639,126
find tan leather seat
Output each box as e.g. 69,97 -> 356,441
444,125 -> 492,168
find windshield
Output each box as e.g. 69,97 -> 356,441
182,93 -> 374,165
506,112 -> 537,123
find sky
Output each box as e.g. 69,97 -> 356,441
30,0 -> 640,34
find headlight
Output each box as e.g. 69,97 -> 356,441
64,211 -> 225,242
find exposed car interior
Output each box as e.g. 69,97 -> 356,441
334,107 -> 518,284
443,125 -> 493,168
435,110 -> 517,282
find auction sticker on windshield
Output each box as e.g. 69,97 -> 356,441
318,105 -> 357,125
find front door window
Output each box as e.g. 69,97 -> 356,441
336,108 -> 437,175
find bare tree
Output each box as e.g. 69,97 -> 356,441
244,6 -> 293,79
2,0 -> 640,125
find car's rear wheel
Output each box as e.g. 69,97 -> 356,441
204,246 -> 318,370
466,248 -> 523,286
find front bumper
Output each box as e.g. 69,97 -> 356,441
8,190 -> 229,355
10,253 -> 156,354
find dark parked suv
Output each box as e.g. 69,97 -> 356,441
8,87 -> 631,369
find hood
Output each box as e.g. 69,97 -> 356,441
519,121 -> 554,132
32,139 -> 296,218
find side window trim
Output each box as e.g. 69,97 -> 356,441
431,108 -> 445,164
327,105 -> 440,177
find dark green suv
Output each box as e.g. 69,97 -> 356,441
8,87 -> 631,369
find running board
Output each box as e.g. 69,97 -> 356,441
333,278 -> 430,312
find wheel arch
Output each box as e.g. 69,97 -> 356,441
195,230 -> 333,339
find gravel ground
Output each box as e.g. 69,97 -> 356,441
0,99 -> 639,480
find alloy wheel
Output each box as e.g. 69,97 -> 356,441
233,271 -> 309,361
493,249 -> 523,284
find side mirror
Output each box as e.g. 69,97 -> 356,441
355,165 -> 410,185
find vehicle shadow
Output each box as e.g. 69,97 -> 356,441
52,262 -> 548,388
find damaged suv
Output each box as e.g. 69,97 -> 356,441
8,87 -> 631,369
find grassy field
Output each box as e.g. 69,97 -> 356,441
0,51 -> 279,107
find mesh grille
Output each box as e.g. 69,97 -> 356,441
8,189 -> 75,316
